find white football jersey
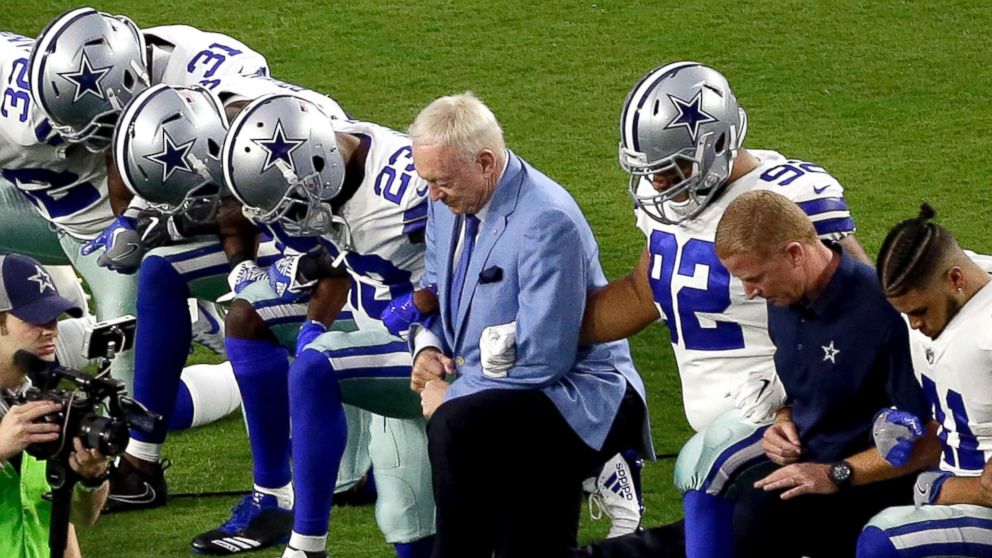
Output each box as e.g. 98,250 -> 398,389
907,282 -> 992,477
635,149 -> 856,431
322,120 -> 429,329
210,73 -> 348,121
0,32 -> 112,239
143,25 -> 269,88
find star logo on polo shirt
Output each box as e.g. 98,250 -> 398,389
144,130 -> 195,182
253,119 -> 305,173
664,90 -> 717,143
27,265 -> 55,293
822,341 -> 840,364
59,52 -> 112,102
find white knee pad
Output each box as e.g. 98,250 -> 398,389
335,405 -> 373,493
368,415 -> 436,543
180,361 -> 242,428
674,409 -> 768,495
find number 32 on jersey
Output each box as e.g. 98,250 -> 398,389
648,230 -> 745,351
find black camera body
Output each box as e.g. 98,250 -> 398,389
7,350 -> 161,462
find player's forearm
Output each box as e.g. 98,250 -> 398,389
838,234 -> 871,265
218,200 -> 261,266
306,276 -> 350,325
936,476 -> 992,507
106,153 -> 134,215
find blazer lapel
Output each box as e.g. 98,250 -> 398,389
453,152 -> 524,346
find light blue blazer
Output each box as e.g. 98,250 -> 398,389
423,151 -> 652,455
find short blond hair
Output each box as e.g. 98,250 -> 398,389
409,92 -> 505,163
715,190 -> 819,260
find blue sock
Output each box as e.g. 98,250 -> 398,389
131,256 -> 191,444
683,489 -> 734,558
167,381 -> 194,431
394,536 -> 435,558
227,337 -> 292,489
289,349 -> 347,535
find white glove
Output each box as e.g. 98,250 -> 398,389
221,261 -> 268,302
480,322 -> 516,378
730,369 -> 787,423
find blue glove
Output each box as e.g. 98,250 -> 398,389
295,319 -> 326,357
872,408 -> 924,467
913,470 -> 952,506
380,284 -> 438,339
80,215 -> 144,274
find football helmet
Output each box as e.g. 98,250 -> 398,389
114,84 -> 228,222
29,7 -> 149,152
619,62 -> 747,225
222,93 -> 346,237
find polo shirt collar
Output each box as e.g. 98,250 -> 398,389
795,242 -> 854,319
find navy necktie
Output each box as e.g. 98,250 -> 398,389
451,214 -> 480,313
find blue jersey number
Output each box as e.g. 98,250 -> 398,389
760,160 -> 828,186
648,231 -> 745,350
374,146 -> 418,204
188,43 -> 243,79
2,58 -> 31,123
1,168 -> 102,218
920,375 -> 984,471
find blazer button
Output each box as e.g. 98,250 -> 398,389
455,356 -> 465,366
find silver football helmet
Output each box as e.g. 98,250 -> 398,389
29,7 -> 149,152
114,84 -> 228,222
223,93 -> 346,237
619,62 -> 748,225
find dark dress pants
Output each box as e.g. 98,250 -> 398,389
427,382 -> 645,558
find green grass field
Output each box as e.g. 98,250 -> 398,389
7,1 -> 992,556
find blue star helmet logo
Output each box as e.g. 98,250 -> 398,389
59,52 -> 112,102
664,90 -> 718,143
253,119 -> 305,173
145,130 -> 195,182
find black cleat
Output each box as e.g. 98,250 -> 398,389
102,455 -> 169,513
191,492 -> 293,555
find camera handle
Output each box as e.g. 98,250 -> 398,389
44,458 -> 78,558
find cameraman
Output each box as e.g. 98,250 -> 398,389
0,254 -> 110,558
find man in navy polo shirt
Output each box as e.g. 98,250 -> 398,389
713,191 -> 939,558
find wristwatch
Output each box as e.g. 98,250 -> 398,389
828,461 -> 853,488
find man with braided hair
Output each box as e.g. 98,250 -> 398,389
856,204 -> 992,557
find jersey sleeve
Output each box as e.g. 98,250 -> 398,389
777,162 -> 857,240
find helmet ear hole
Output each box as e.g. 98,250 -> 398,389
123,70 -> 135,90
313,156 -> 325,173
714,133 -> 727,155
207,139 -> 221,157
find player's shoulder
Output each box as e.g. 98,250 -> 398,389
0,32 -> 53,147
743,149 -> 846,203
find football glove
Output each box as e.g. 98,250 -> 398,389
267,255 -> 313,303
136,207 -> 185,249
913,470 -> 951,507
872,408 -> 924,467
380,283 -> 439,339
226,260 -> 268,295
730,368 -> 787,423
295,319 -> 327,357
80,215 -> 144,274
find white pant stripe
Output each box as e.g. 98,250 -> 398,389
329,352 -> 411,371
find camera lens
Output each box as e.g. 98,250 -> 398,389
79,415 -> 129,457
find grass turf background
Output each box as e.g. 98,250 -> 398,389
6,1 -> 992,555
